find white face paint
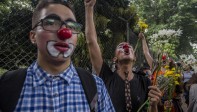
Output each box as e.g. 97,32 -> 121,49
47,41 -> 59,57
63,44 -> 74,58
47,41 -> 75,58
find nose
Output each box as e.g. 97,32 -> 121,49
123,44 -> 129,49
123,44 -> 130,53
57,28 -> 72,40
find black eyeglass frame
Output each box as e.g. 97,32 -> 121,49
32,18 -> 82,34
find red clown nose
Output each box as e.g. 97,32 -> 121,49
123,44 -> 129,49
57,28 -> 72,40
162,55 -> 167,60
123,44 -> 129,53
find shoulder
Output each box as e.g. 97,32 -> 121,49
189,84 -> 197,97
190,84 -> 197,90
0,68 -> 27,82
75,67 -> 105,87
134,72 -> 151,85
99,62 -> 114,79
135,72 -> 150,80
100,62 -> 113,74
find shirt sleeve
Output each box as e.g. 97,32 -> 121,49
97,79 -> 115,112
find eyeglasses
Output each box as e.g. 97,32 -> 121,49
32,18 -> 82,34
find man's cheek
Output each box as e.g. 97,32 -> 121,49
36,35 -> 48,50
40,33 -> 52,39
117,50 -> 122,54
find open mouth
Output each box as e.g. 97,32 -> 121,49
123,44 -> 130,55
124,49 -> 130,55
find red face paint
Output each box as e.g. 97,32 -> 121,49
123,44 -> 130,54
57,28 -> 72,40
162,55 -> 167,60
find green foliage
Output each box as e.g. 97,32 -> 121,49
0,0 -> 196,71
0,68 -> 7,76
0,0 -> 138,71
131,0 -> 197,58
149,29 -> 182,59
0,0 -> 35,70
73,0 -> 139,61
92,0 -> 139,60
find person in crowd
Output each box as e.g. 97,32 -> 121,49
162,60 -> 183,112
140,33 -> 154,70
139,28 -> 184,112
187,73 -> 197,112
182,65 -> 194,106
140,33 -> 167,84
85,10 -> 162,111
183,65 -> 194,84
137,63 -> 152,79
0,0 -> 115,111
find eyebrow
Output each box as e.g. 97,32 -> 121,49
43,14 -> 76,22
117,44 -> 124,48
43,14 -> 61,20
117,44 -> 131,48
63,18 -> 77,23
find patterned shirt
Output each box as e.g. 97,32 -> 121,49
15,62 -> 115,112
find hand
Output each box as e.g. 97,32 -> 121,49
164,100 -> 173,108
148,86 -> 162,107
84,0 -> 96,7
138,32 -> 145,40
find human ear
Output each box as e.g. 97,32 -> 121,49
113,57 -> 118,63
29,31 -> 36,45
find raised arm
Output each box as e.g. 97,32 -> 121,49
84,0 -> 103,75
139,33 -> 154,70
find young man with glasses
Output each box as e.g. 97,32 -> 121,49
0,0 -> 114,111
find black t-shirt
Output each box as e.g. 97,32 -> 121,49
100,62 -> 151,112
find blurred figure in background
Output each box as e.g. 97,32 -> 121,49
182,65 -> 194,106
187,73 -> 197,112
136,63 -> 153,80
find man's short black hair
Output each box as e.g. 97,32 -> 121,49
32,0 -> 74,29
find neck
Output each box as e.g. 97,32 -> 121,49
37,56 -> 71,75
117,63 -> 134,81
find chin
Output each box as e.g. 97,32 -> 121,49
118,58 -> 133,64
51,56 -> 70,65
